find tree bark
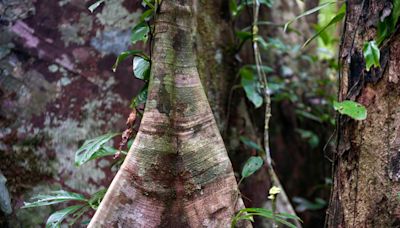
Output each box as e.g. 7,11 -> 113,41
88,1 -> 247,227
327,0 -> 400,227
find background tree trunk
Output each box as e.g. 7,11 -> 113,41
327,0 -> 400,227
89,1 -> 247,227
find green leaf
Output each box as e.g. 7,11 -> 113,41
303,4 -> 346,48
112,50 -> 143,72
131,21 -> 150,45
241,156 -> 264,178
131,85 -> 148,108
75,133 -> 120,166
363,40 -> 380,71
88,189 -> 107,210
236,31 -> 253,42
22,190 -> 87,208
295,129 -> 319,149
240,136 -> 264,152
333,100 -> 367,120
259,0 -> 274,7
229,0 -> 239,17
293,197 -> 326,212
133,57 -> 150,80
46,205 -> 84,228
68,205 -> 90,226
240,67 -> 263,108
88,0 -> 104,13
284,1 -> 336,32
84,146 -> 119,162
140,8 -> 154,22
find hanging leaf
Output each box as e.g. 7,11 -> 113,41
22,190 -> 87,208
88,0 -> 105,13
241,156 -> 264,178
46,205 -> 84,228
363,40 -> 380,71
75,133 -> 120,166
133,57 -> 150,80
333,100 -> 367,120
240,67 -> 263,108
303,4 -> 346,48
284,1 -> 336,32
131,21 -> 150,45
112,50 -> 143,72
131,85 -> 148,108
240,136 -> 265,152
229,0 -> 239,17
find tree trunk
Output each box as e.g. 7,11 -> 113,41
327,0 -> 400,227
88,1 -> 247,227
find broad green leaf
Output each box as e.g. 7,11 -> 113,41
240,136 -> 264,152
363,40 -> 380,71
83,146 -> 119,163
131,21 -> 149,45
284,1 -> 336,32
75,133 -> 120,166
88,189 -> 107,210
46,205 -> 84,228
131,85 -> 148,108
241,156 -> 264,178
303,4 -> 346,48
333,100 -> 367,120
22,190 -> 87,208
240,67 -> 263,108
133,57 -> 150,80
377,1 -> 400,45
112,50 -> 143,72
140,8 -> 154,22
88,0 -> 104,13
236,31 -> 253,42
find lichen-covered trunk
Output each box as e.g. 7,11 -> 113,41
88,1 -> 247,227
327,0 -> 400,227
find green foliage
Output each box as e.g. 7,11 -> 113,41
131,21 -> 150,45
131,85 -> 148,108
303,4 -> 346,48
88,189 -> 107,210
133,57 -> 150,80
241,156 -> 264,179
88,0 -> 104,13
23,188 -> 107,227
333,100 -> 367,120
363,40 -> 380,71
240,136 -> 265,153
75,133 -> 120,166
230,0 -> 274,17
284,1 -> 336,32
22,191 -> 87,208
240,67 -> 263,108
231,207 -> 302,228
46,205 -> 85,228
295,129 -> 319,149
293,197 -> 326,212
112,50 -> 143,72
377,1 -> 400,45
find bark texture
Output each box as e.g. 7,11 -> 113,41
328,0 -> 400,227
89,1 -> 247,227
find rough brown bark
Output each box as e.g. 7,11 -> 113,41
88,1 -> 247,227
327,0 -> 400,227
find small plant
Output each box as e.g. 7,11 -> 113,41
231,186 -> 302,228
22,189 -> 106,227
